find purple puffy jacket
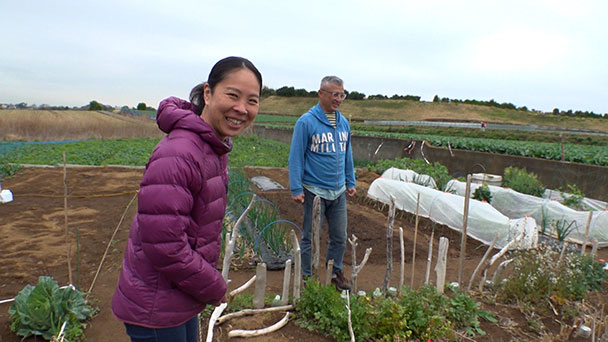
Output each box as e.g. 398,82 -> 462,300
112,97 -> 230,328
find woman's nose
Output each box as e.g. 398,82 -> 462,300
233,101 -> 247,114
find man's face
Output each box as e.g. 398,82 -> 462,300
318,83 -> 345,112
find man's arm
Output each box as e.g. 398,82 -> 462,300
288,119 -> 307,202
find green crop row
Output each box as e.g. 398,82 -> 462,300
0,135 -> 290,169
353,130 -> 608,166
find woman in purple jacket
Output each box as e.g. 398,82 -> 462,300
112,56 -> 262,342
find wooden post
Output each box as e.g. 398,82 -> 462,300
222,195 -> 257,281
467,234 -> 498,292
280,259 -> 292,306
350,234 -> 371,293
591,238 -> 599,258
290,230 -> 301,300
458,174 -> 472,286
382,196 -> 396,294
253,263 -> 267,309
491,259 -> 512,285
581,211 -> 593,255
435,237 -> 449,294
399,227 -> 404,295
63,152 -> 73,285
410,193 -> 420,288
424,229 -> 435,285
312,195 -> 321,276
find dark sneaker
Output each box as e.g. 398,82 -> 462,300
331,270 -> 351,291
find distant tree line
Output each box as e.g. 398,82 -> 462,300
261,86 -> 421,102
431,95 -> 606,118
551,108 -> 606,119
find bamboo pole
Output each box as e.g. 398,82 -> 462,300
410,193 -> 420,288
63,152 -> 73,285
458,174 -> 472,286
382,196 -> 396,294
399,227 -> 404,295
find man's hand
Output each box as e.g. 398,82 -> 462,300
346,187 -> 357,197
292,193 -> 305,204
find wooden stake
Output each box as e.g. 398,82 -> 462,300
350,234 -> 372,293
228,275 -> 256,302
346,291 -> 355,342
382,196 -> 396,294
591,238 -> 599,258
253,263 -> 267,309
350,234 -> 358,291
222,195 -> 257,281
399,227 -> 405,295
290,230 -> 301,300
467,234 -> 498,292
491,259 -> 512,285
435,237 -> 449,294
458,174 -> 472,286
410,193 -> 420,288
581,211 -> 593,255
280,259 -> 292,306
205,302 -> 228,342
312,195 -> 321,276
63,152 -> 72,285
425,228 -> 435,285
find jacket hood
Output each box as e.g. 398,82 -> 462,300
157,96 -> 233,155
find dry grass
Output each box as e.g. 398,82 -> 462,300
260,96 -> 608,132
0,110 -> 163,141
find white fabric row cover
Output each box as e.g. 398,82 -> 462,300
367,177 -> 538,250
544,189 -> 607,211
446,179 -> 608,247
380,167 -> 438,189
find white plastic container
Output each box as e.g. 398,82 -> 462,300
0,189 -> 13,203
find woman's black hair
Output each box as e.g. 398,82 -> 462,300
189,56 -> 262,115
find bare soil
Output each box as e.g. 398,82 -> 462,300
1,166 -> 606,341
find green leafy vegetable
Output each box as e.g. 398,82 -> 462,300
9,276 -> 97,341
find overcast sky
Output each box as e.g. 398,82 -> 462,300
1,0 -> 607,114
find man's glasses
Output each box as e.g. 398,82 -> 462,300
320,89 -> 347,100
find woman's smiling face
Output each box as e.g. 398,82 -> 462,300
201,68 -> 260,140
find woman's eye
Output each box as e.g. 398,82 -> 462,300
248,98 -> 259,105
227,93 -> 238,99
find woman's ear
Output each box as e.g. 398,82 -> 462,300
203,83 -> 211,104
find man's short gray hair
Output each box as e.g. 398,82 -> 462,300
320,76 -> 343,89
